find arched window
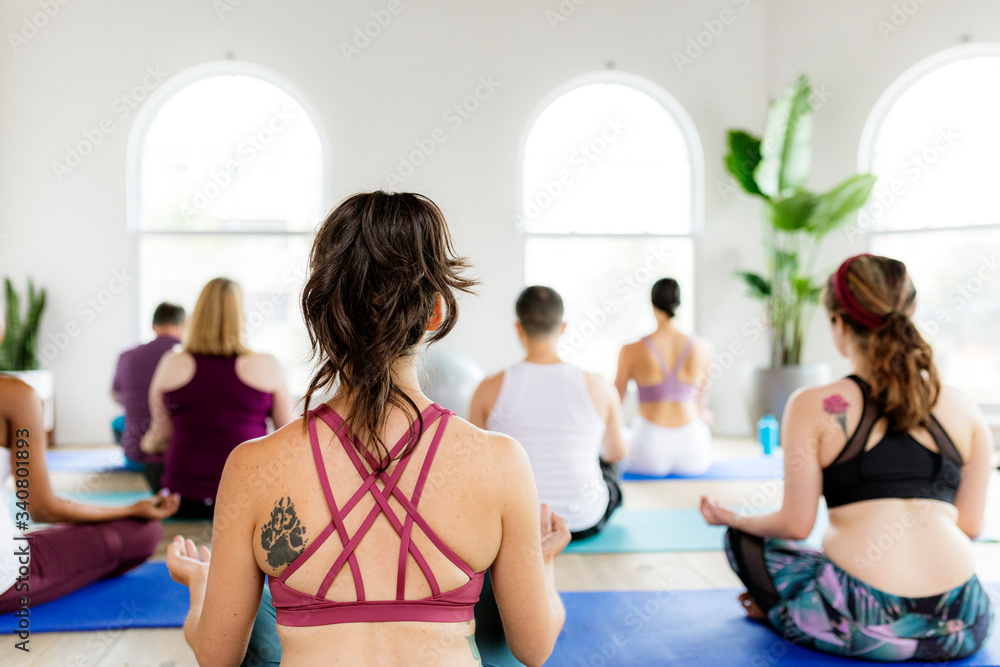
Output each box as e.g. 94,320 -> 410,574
129,64 -> 326,392
520,75 -> 701,377
860,45 -> 1000,405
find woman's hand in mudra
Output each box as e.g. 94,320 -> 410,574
700,495 -> 739,528
166,535 -> 211,588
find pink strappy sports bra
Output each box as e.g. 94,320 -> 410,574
268,402 -> 485,626
635,336 -> 700,404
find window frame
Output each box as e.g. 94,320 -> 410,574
516,71 -> 704,334
125,60 -> 330,344
858,42 -> 1000,410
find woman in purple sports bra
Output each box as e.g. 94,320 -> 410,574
141,277 -> 296,519
166,192 -> 570,667
615,278 -> 714,477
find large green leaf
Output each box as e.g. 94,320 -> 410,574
769,191 -> 818,231
755,75 -> 813,198
792,276 -> 822,304
724,130 -> 764,197
807,173 -> 877,237
734,270 -> 771,300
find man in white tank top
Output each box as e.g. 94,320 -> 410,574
469,286 -> 629,539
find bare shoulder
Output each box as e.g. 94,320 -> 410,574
787,377 -> 864,418
584,370 -> 615,401
688,335 -> 713,356
155,350 -> 195,389
935,385 -> 980,416
442,415 -> 531,481
471,370 -> 505,409
476,370 -> 505,393
238,352 -> 281,371
221,419 -> 310,491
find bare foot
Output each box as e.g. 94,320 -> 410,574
738,591 -> 766,621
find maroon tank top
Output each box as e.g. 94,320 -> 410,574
161,355 -> 273,501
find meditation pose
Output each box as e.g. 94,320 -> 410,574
166,192 -> 569,667
616,278 -> 713,477
141,278 -> 294,519
0,375 -> 179,614
701,254 -> 994,661
470,285 -> 629,539
111,301 -> 186,490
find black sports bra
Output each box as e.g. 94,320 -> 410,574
822,375 -> 962,509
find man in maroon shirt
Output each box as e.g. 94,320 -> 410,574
112,302 -> 186,489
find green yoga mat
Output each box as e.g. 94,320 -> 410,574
564,508 -> 830,554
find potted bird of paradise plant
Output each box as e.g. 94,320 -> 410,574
725,75 -> 876,426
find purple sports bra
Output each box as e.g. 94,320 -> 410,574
268,402 -> 485,626
636,336 -> 700,404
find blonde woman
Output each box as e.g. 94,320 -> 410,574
142,278 -> 295,518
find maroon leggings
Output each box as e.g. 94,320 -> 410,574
0,519 -> 162,614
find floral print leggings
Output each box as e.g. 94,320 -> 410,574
725,528 -> 993,662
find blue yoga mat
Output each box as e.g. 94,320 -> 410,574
549,588 -> 1000,666
46,448 -> 131,473
0,562 -> 187,633
564,508 -> 830,554
623,455 -> 784,481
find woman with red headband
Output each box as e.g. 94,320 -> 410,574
701,254 -> 994,661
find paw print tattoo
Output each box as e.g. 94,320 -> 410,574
260,496 -> 309,568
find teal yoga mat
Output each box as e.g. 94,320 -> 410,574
46,448 -> 130,473
564,508 -> 830,554
9,491 -> 210,525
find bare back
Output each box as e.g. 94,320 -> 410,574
245,401 -> 505,666
618,330 -> 709,427
811,379 -> 989,597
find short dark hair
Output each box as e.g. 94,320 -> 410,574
516,286 -> 564,337
651,278 -> 680,317
152,302 -> 186,327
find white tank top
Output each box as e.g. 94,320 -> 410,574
486,362 -> 608,532
0,451 -> 22,595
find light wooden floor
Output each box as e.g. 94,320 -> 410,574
4,440 -> 999,666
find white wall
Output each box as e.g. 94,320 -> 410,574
1,0 -> 997,444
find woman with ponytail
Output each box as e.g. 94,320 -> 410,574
701,254 -> 994,661
165,192 -> 569,667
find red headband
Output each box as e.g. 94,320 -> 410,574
833,254 -> 885,329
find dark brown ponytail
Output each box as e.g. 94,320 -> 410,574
300,192 -> 477,470
824,254 -> 940,432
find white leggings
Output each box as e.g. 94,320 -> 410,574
625,415 -> 712,477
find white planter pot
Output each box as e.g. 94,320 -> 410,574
5,370 -> 54,432
744,363 -> 831,429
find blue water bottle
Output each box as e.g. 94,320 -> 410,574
757,415 -> 779,455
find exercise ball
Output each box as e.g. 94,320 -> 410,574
419,349 -> 485,420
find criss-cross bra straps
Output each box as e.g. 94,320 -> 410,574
642,335 -> 693,379
277,403 -> 475,602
